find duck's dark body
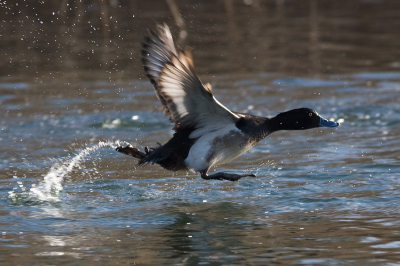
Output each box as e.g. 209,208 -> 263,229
116,24 -> 339,181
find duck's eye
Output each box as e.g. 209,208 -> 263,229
309,113 -> 313,117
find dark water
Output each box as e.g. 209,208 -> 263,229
2,0 -> 400,265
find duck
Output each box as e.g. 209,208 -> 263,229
116,24 -> 339,181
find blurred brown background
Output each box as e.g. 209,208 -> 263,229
1,0 -> 400,82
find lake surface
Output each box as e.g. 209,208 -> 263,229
2,0 -> 400,265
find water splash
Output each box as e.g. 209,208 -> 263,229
8,140 -> 127,203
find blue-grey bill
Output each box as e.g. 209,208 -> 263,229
319,117 -> 340,127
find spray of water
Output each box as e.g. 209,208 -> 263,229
8,140 -> 127,203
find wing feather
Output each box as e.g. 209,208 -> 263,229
142,24 -> 239,137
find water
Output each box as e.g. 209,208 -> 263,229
8,140 -> 125,203
2,1 -> 400,265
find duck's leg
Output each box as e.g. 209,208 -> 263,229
200,170 -> 255,182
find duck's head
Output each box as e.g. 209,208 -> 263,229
274,108 -> 339,131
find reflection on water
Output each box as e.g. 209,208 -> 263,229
1,0 -> 400,265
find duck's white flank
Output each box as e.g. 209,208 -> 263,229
185,124 -> 256,172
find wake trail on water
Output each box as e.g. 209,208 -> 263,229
8,140 -> 129,203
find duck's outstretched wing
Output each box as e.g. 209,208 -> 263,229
142,24 -> 239,138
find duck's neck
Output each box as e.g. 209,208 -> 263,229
237,112 -> 306,141
264,110 -> 310,132
256,117 -> 287,139
236,116 -> 279,141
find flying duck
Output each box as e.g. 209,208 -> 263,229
116,24 -> 339,181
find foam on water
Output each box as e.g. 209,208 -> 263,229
8,140 -> 127,203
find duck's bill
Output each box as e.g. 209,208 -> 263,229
319,117 -> 340,127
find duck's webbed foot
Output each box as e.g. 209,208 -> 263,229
200,171 -> 256,182
116,143 -> 161,159
116,145 -> 147,159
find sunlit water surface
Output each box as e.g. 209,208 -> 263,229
2,1 -> 400,265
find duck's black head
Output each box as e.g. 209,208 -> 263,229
271,108 -> 339,131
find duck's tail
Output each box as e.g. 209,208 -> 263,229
116,138 -> 190,171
